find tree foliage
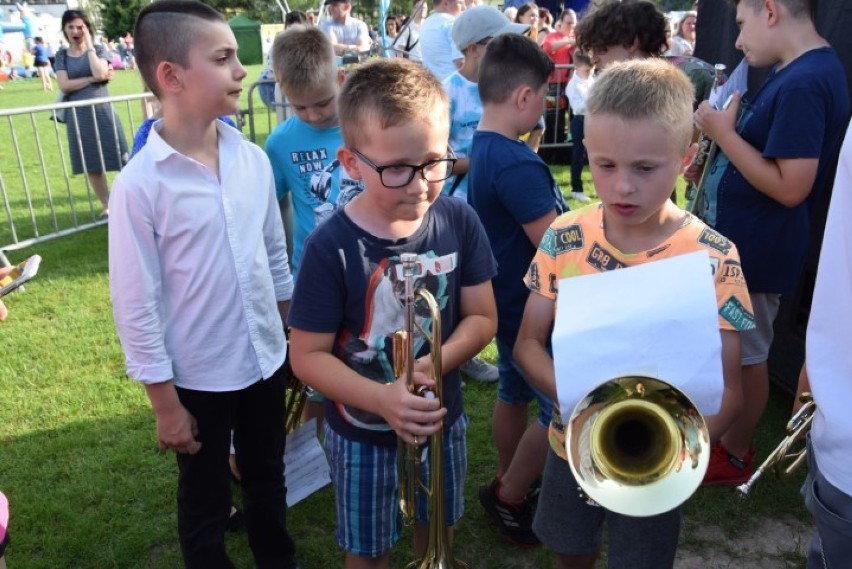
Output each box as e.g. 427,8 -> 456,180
97,0 -> 148,40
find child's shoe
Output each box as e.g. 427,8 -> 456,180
702,442 -> 755,486
478,478 -> 540,547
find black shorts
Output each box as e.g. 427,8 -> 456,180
34,60 -> 49,68
0,530 -> 9,557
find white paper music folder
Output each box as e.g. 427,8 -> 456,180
283,419 -> 331,507
552,250 -> 724,424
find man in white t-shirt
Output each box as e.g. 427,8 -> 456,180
798,122 -> 852,569
394,0 -> 427,61
420,0 -> 465,80
320,0 -> 372,56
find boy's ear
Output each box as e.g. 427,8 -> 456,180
515,84 -> 534,110
336,67 -> 346,86
337,146 -> 364,180
627,37 -> 641,57
764,0 -> 780,24
155,61 -> 184,95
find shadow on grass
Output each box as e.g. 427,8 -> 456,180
0,407 -> 351,569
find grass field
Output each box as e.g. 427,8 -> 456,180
0,66 -> 811,568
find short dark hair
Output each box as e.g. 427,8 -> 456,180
573,52 -> 592,68
60,10 -> 94,42
479,34 -> 554,104
285,10 -> 308,27
732,0 -> 814,20
134,0 -> 225,97
338,58 -> 448,148
576,0 -> 667,57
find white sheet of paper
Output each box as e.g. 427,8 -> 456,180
552,250 -> 724,424
283,418 -> 331,507
709,58 -> 748,109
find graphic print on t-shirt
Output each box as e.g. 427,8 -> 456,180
310,158 -> 363,227
336,251 -> 457,431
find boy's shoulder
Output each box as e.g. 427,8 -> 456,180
472,130 -> 540,163
678,216 -> 738,259
768,47 -> 844,91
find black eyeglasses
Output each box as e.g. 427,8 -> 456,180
350,148 -> 457,188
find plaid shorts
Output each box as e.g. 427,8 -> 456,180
324,413 -> 469,557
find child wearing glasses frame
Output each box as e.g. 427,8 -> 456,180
287,58 -> 498,569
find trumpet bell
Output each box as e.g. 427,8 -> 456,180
567,376 -> 710,517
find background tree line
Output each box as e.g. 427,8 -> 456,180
96,0 -> 695,45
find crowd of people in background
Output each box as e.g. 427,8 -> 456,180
3,1 -> 851,568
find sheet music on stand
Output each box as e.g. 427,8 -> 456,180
0,255 -> 42,298
283,418 -> 331,507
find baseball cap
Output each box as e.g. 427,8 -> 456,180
324,0 -> 347,5
451,5 -> 530,51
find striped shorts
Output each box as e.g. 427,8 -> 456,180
324,413 -> 469,557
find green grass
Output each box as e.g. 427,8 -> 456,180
0,68 -> 810,568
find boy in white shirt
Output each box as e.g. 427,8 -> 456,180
109,2 -> 298,566
565,52 -> 594,203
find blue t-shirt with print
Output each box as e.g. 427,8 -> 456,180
442,71 -> 482,200
288,196 -> 497,446
265,116 -> 363,272
701,47 -> 849,294
468,130 -> 568,346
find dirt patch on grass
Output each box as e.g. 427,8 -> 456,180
676,515 -> 813,568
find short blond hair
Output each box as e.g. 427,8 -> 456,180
338,59 -> 449,147
586,59 -> 694,146
270,25 -> 336,94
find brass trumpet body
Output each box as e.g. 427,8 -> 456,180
284,365 -> 310,434
687,63 -> 727,216
736,393 -> 815,497
393,253 -> 468,569
567,376 -> 710,517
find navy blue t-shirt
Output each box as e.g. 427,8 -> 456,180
701,47 -> 849,294
468,130 -> 567,346
288,196 -> 497,446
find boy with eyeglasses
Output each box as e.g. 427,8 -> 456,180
287,58 -> 497,569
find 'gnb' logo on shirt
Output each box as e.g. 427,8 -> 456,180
586,243 -> 625,271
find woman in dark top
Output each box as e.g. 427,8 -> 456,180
54,10 -> 128,217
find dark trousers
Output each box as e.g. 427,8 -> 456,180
570,114 -> 587,194
175,367 -> 295,569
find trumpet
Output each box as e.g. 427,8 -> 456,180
283,334 -> 312,434
736,393 -> 816,497
284,362 -> 310,433
392,252 -> 468,569
687,63 -> 727,216
566,376 -> 711,517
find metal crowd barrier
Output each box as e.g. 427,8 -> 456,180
0,93 -> 154,266
1,63 -> 568,266
539,63 -> 575,161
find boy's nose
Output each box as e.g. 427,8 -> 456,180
234,59 -> 247,80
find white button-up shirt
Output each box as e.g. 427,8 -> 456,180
109,120 -> 292,391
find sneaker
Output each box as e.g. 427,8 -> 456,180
571,191 -> 591,203
478,479 -> 540,547
702,442 -> 755,487
227,507 -> 244,532
460,356 -> 499,383
525,475 -> 542,507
